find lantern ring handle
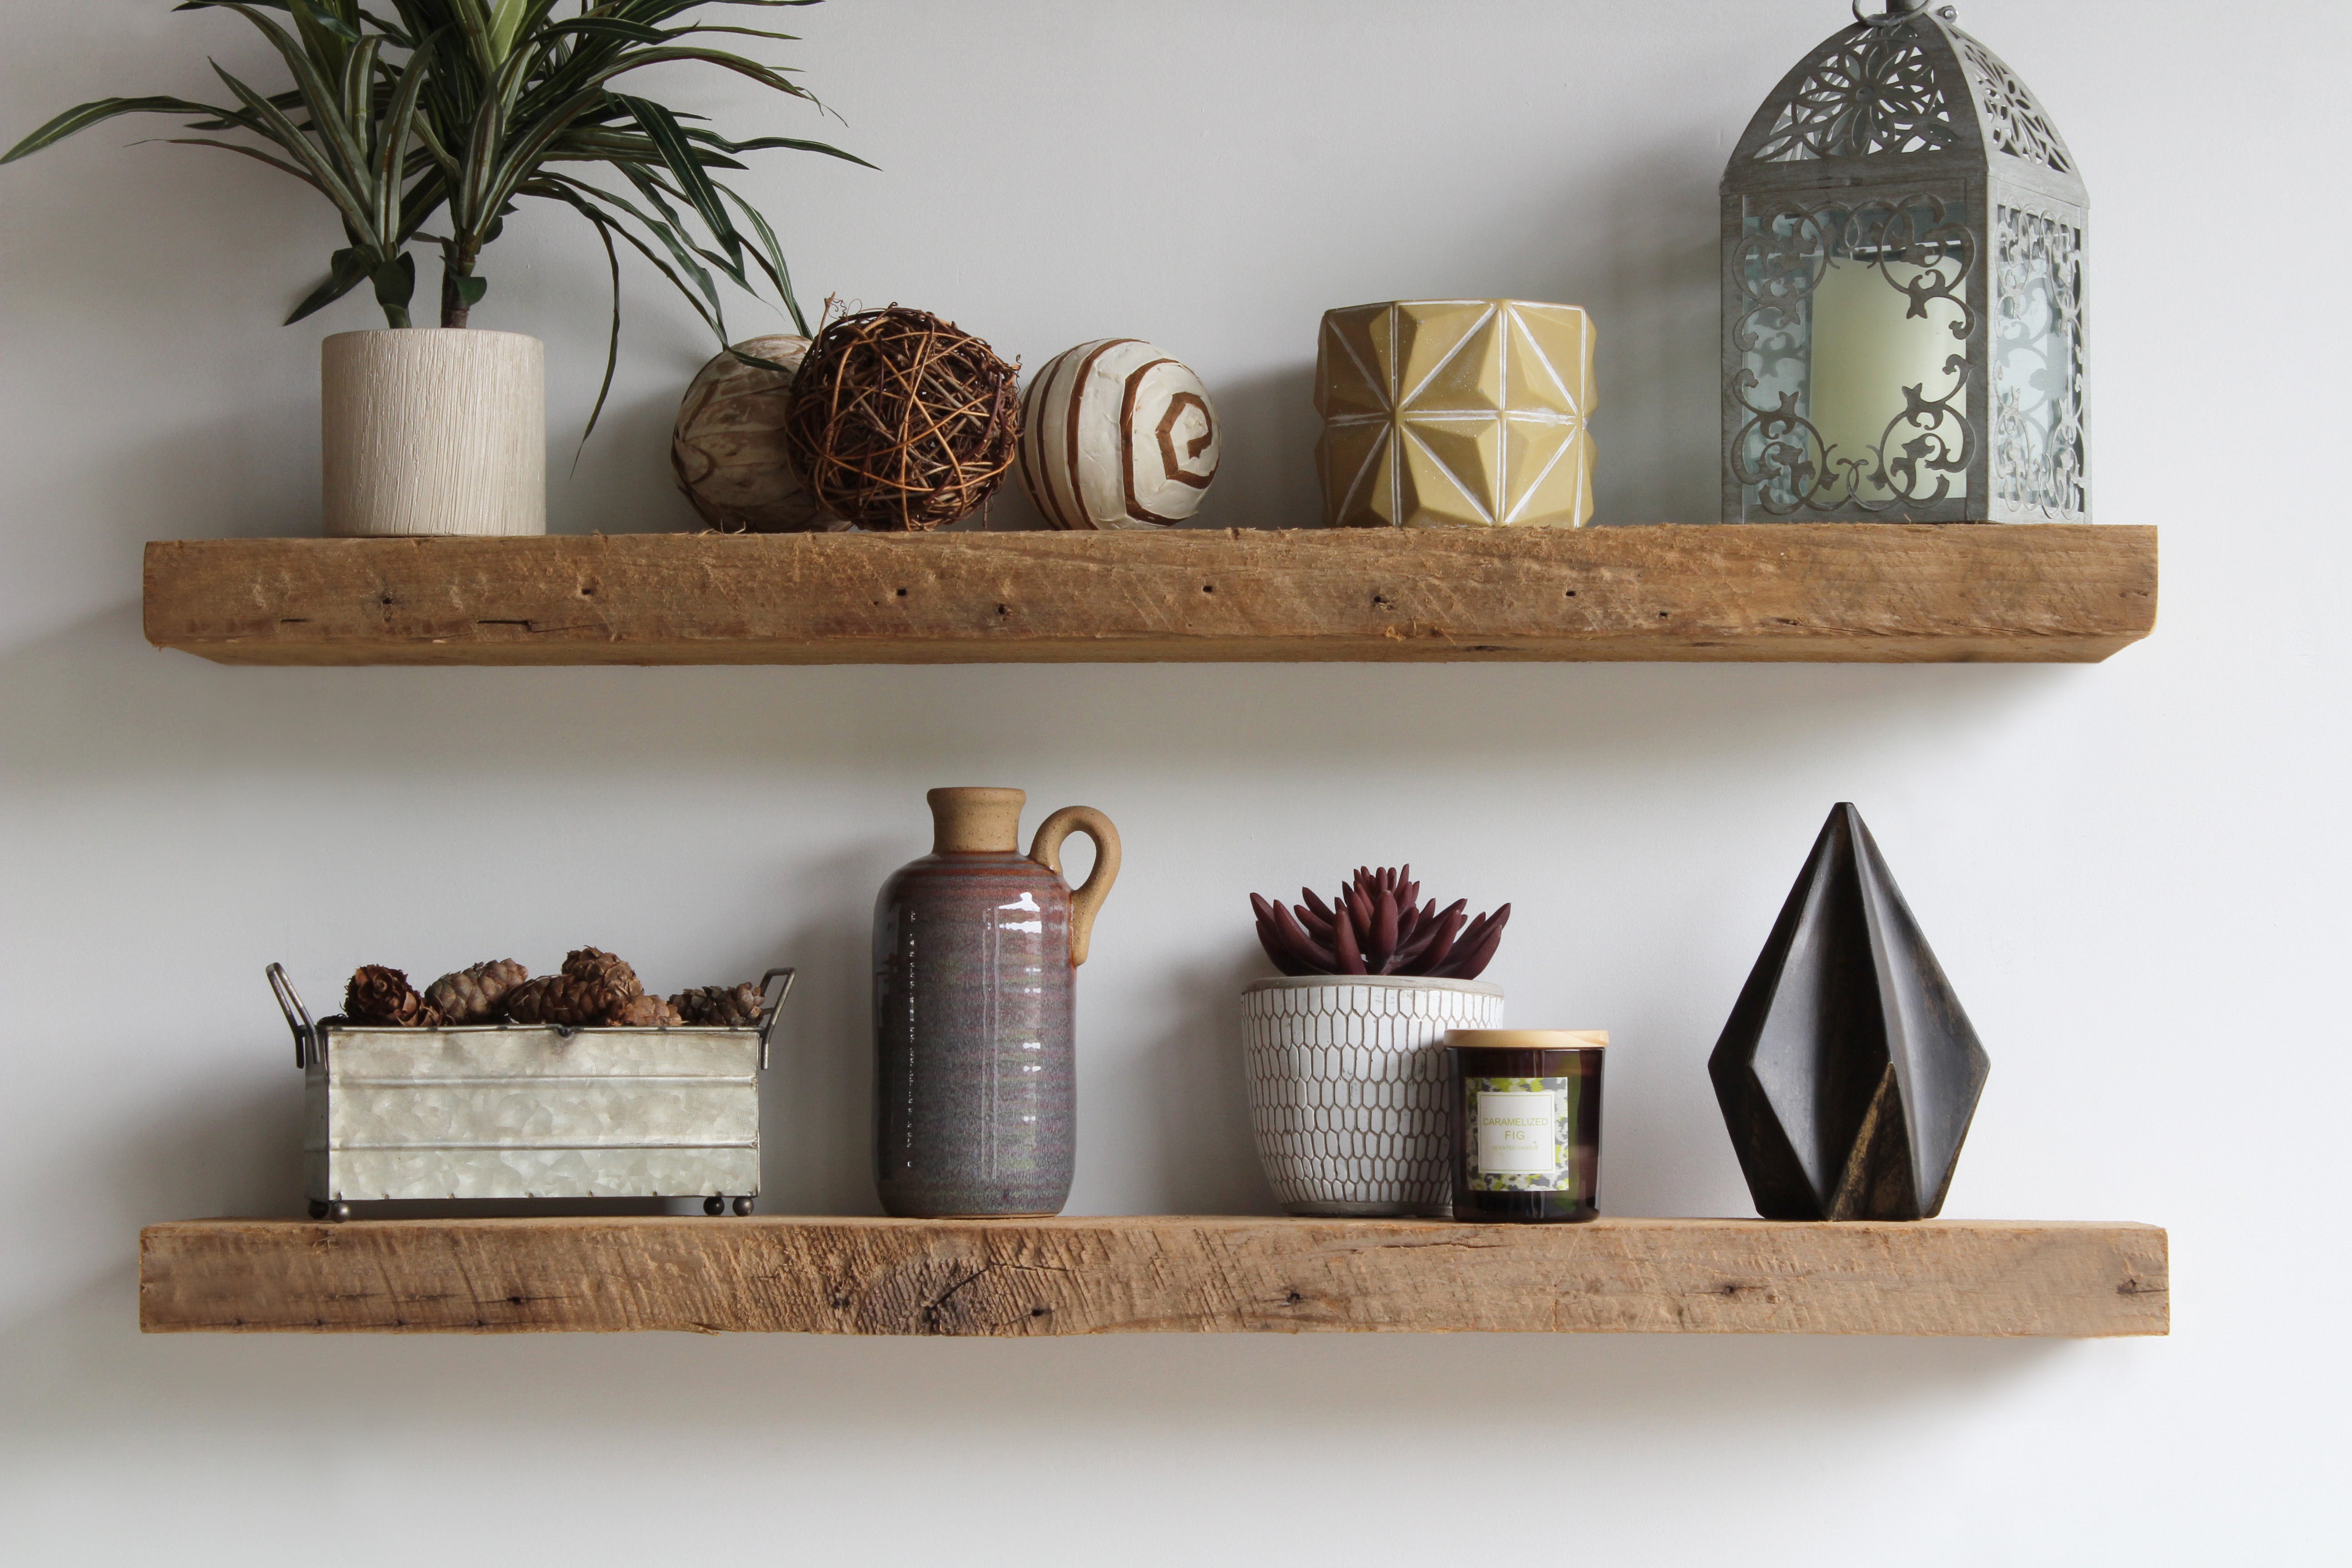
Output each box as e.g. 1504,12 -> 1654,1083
1854,0 -> 1931,24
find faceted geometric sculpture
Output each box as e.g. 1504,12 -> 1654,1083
1316,299 -> 1597,529
1708,804 -> 1989,1221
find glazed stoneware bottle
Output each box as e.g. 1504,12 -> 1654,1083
873,788 -> 1120,1218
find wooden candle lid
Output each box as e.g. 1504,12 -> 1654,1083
1447,1029 -> 1610,1050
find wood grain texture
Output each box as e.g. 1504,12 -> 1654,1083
142,524 -> 2156,666
139,1215 -> 2168,1338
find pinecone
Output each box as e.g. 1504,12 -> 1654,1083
613,993 -> 686,1028
344,965 -> 444,1028
501,975 -> 559,1024
423,959 -> 528,1025
1250,866 -> 1510,980
670,984 -> 764,1028
562,946 -> 643,998
504,973 -> 632,1028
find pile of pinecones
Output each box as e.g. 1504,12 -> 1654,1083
343,949 -> 765,1031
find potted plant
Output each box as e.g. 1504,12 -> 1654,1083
4,0 -> 862,537
1244,867 -> 1511,1217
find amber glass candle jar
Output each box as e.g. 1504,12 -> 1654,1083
1446,1030 -> 1607,1224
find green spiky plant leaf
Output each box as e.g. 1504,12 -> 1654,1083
3,0 -> 870,437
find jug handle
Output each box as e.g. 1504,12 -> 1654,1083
1029,807 -> 1121,968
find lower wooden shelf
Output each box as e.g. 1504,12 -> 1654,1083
139,1215 -> 2167,1338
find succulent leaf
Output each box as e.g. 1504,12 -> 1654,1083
1368,886 -> 1398,969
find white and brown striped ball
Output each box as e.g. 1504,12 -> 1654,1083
1019,340 -> 1220,529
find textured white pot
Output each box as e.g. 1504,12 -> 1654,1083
1241,975 -> 1504,1217
322,328 -> 545,537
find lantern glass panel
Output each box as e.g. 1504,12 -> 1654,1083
1993,205 -> 2086,517
1733,195 -> 1977,515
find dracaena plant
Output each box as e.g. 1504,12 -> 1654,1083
4,0 -> 866,431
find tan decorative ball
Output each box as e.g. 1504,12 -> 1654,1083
1019,340 -> 1220,530
670,335 -> 841,532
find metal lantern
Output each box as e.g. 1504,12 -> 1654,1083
1722,0 -> 2087,523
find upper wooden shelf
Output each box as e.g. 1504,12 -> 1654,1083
139,1215 -> 2168,1338
142,524 -> 2156,667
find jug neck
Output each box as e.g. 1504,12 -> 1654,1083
928,787 -> 1026,854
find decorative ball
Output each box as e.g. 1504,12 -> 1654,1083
778,306 -> 1022,532
1019,340 -> 1221,530
671,335 -> 843,533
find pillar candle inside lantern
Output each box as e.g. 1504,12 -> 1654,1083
1808,256 -> 1969,504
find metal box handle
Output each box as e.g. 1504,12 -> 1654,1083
756,966 -> 796,1070
267,963 -> 318,1069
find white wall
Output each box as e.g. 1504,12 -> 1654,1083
3,2 -> 2343,1562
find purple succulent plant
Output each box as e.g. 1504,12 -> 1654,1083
1250,865 -> 1509,980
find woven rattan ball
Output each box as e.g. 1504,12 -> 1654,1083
779,306 -> 1021,531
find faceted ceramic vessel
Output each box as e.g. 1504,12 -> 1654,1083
872,788 -> 1119,1218
1241,975 -> 1504,1216
1315,299 -> 1597,530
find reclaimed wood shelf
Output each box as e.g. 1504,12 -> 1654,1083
139,1215 -> 2167,1338
142,524 -> 2156,667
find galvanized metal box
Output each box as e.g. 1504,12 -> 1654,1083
269,965 -> 791,1213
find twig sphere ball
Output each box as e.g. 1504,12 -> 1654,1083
1019,340 -> 1221,530
671,336 -> 843,533
779,306 -> 1022,531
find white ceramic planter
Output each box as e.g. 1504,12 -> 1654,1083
1241,975 -> 1504,1217
323,328 -> 545,537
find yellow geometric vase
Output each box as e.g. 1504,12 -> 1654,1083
1315,299 -> 1598,529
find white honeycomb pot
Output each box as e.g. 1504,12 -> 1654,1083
1242,975 -> 1504,1217
322,328 -> 545,537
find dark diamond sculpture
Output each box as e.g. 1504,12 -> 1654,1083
1709,804 -> 1990,1221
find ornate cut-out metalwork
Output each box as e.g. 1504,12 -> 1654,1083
1722,4 -> 2088,523
1994,206 -> 2086,518
1727,196 -> 1978,516
1958,36 -> 2073,173
1752,33 -> 1960,162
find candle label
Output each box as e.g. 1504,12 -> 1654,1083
1466,1076 -> 1578,1193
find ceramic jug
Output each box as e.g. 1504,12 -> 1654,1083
873,788 -> 1120,1218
